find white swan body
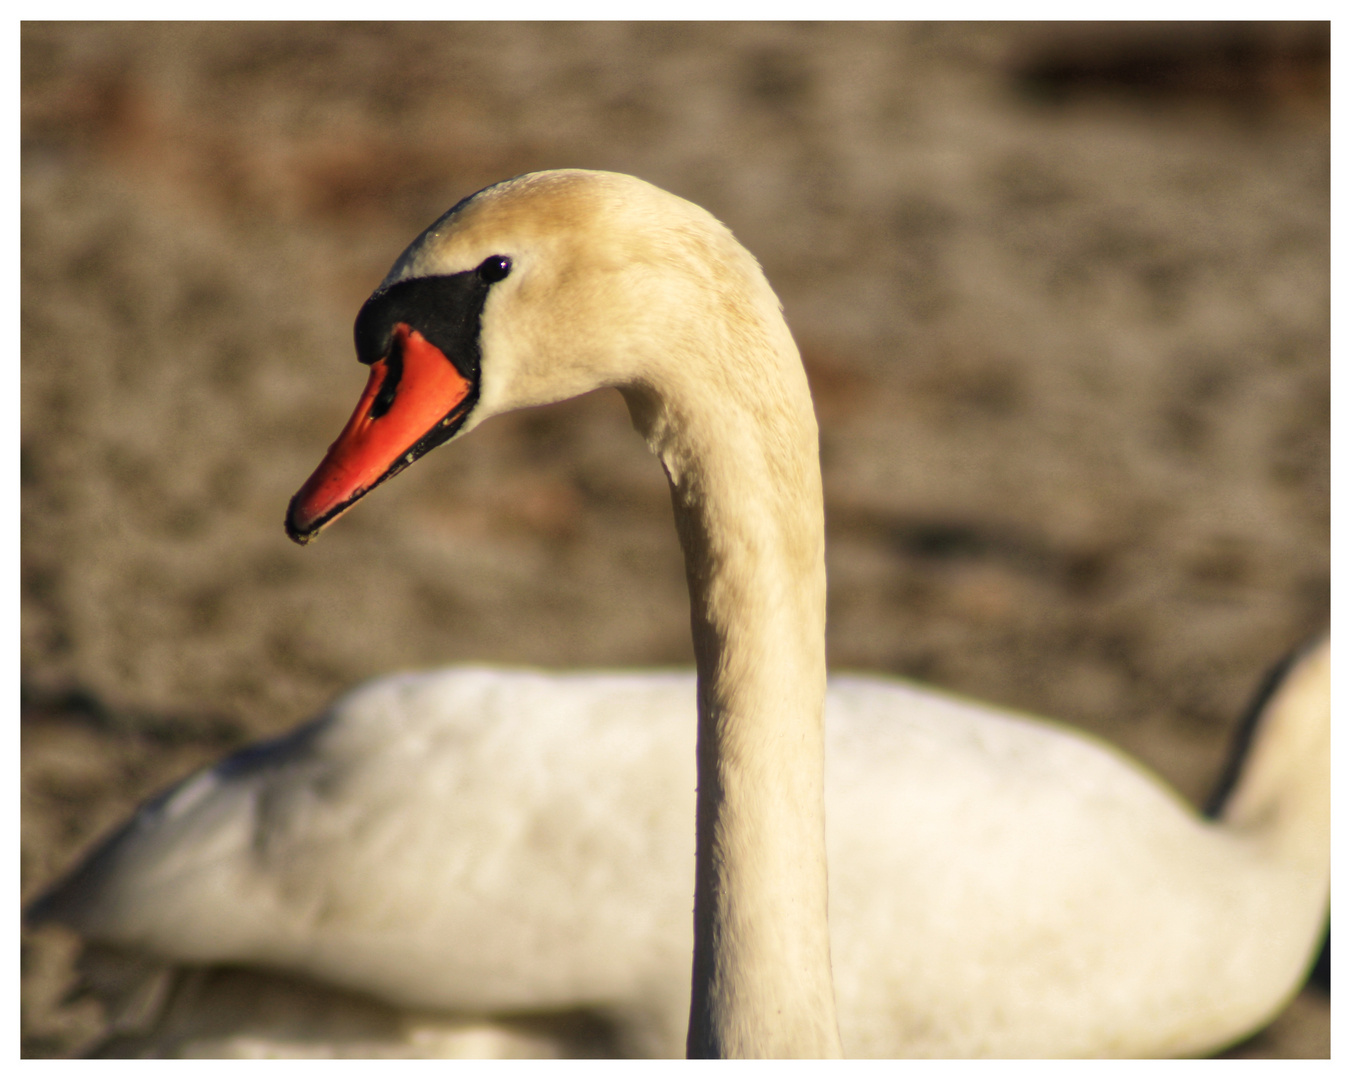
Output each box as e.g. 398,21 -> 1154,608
35,639 -> 1329,1057
27,170 -> 1330,1058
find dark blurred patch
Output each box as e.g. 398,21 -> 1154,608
1159,361 -> 1234,457
19,47 -> 539,233
1307,933 -> 1329,993
743,46 -> 812,112
800,350 -> 871,422
21,60 -> 149,156
917,351 -> 1026,422
21,683 -> 245,748
1009,23 -> 1329,117
1269,377 -> 1331,491
828,505 -> 1111,600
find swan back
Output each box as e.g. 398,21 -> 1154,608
29,655 -> 1330,1057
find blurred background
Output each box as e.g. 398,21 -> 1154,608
21,22 -> 1329,1057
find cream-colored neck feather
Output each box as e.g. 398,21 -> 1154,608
622,315 -> 839,1057
402,170 -> 843,1056
619,255 -> 839,1058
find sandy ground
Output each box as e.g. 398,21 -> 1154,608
20,23 -> 1329,1057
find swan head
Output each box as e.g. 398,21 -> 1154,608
285,169 -> 788,544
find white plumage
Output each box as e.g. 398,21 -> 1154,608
38,643 -> 1329,1057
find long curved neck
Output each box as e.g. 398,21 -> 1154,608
622,321 -> 842,1058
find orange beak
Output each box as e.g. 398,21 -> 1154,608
285,324 -> 473,544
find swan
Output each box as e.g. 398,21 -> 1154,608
31,635 -> 1329,1057
26,170 -> 1330,1058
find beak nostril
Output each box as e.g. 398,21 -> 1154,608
369,335 -> 406,420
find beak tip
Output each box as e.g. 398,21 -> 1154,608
284,495 -> 321,546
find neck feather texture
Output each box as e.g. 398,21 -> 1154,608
622,315 -> 842,1058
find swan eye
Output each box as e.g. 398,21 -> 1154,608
477,255 -> 512,284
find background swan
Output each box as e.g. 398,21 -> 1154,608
28,170 -> 1329,1058
30,637 -> 1330,1058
